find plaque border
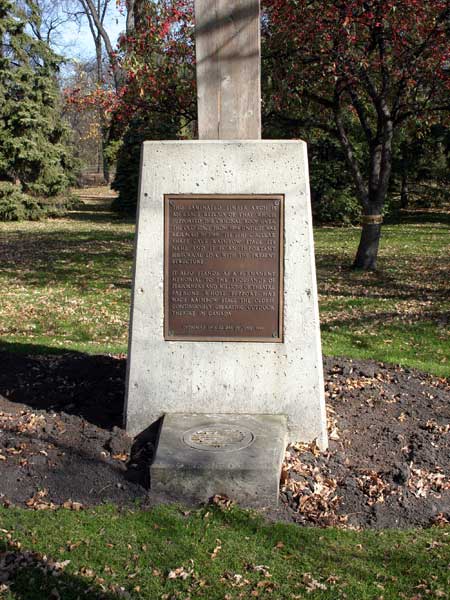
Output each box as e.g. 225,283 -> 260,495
163,194 -> 284,343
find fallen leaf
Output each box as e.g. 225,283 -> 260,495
167,566 -> 192,580
302,572 -> 327,592
112,453 -> 128,462
210,539 -> 222,560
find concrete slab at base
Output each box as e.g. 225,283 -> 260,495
125,140 -> 328,448
151,413 -> 287,507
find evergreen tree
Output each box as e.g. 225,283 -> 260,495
0,0 -> 75,211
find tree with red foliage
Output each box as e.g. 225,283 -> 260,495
66,0 -> 449,240
115,0 -> 195,130
263,0 -> 450,269
65,1 -> 196,210
109,0 -> 195,211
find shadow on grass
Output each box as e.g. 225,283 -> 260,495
0,541 -> 123,600
64,204 -> 135,225
315,256 -> 449,301
386,209 -> 450,225
62,194 -> 132,224
63,209 -> 122,224
3,507 -> 443,600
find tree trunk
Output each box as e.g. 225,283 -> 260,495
133,0 -> 146,31
400,173 -> 409,209
82,0 -> 121,90
102,147 -> 110,183
94,34 -> 107,181
333,82 -> 394,271
352,111 -> 393,270
101,125 -> 110,183
125,0 -> 135,33
125,0 -> 146,32
353,224 -> 382,270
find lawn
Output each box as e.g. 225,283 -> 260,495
1,504 -> 449,600
315,219 -> 450,376
0,196 -> 449,600
0,197 -> 448,375
0,200 -> 134,356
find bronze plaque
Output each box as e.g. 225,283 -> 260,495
164,194 -> 284,342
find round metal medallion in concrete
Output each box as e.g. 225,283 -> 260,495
182,424 -> 254,453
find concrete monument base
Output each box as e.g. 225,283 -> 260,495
151,413 -> 287,506
125,140 -> 328,449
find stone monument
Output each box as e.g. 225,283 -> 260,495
124,0 -> 327,506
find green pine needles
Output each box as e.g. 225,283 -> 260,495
0,0 -> 76,220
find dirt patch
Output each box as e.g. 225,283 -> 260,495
0,352 -> 146,509
280,357 -> 450,529
0,350 -> 448,528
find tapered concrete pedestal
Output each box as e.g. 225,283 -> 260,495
125,140 -> 328,449
151,413 -> 287,507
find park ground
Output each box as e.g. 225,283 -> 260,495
0,192 -> 448,375
0,191 -> 449,599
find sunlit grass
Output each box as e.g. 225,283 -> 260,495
1,203 -> 449,599
0,199 -> 448,375
0,207 -> 134,356
314,221 -> 450,376
1,504 -> 449,599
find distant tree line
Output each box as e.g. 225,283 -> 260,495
1,0 -> 449,269
87,0 -> 448,269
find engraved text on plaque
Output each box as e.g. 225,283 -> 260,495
164,195 -> 284,341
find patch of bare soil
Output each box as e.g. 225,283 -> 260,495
0,350 -> 448,528
281,357 -> 449,528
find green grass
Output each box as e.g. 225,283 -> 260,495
0,201 -> 449,597
0,203 -> 134,356
0,199 -> 448,375
314,221 -> 449,376
1,504 -> 449,599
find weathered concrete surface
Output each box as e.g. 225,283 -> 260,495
151,413 -> 287,506
125,140 -> 328,449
